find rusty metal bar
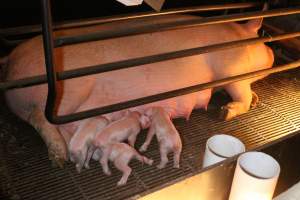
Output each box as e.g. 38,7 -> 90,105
54,7 -> 300,47
0,2 -> 261,37
41,0 -> 59,123
48,59 -> 300,124
2,31 -> 300,91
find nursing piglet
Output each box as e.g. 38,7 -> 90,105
140,107 -> 182,169
93,111 -> 147,149
100,142 -> 153,186
69,117 -> 109,172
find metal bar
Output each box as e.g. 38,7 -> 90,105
0,2 -> 261,37
2,31 -> 300,91
0,36 -> 22,47
54,7 -> 300,47
263,22 -> 300,60
41,0 -> 58,123
49,59 -> 300,124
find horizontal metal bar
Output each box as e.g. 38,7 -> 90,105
263,22 -> 300,59
54,7 -> 300,47
0,36 -> 22,47
0,2 -> 261,37
50,59 -> 300,124
2,31 -> 300,91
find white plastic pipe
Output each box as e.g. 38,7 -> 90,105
229,151 -> 281,200
116,0 -> 143,6
273,181 -> 300,200
202,134 -> 245,168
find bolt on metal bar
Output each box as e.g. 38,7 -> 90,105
0,2 -> 261,37
2,31 -> 300,91
50,60 -> 300,124
41,0 -> 59,123
54,7 -> 300,47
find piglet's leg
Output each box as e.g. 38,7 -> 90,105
58,127 -> 73,146
128,134 -> 137,147
139,125 -> 155,152
92,149 -> 102,161
84,146 -> 95,169
69,120 -> 92,173
173,148 -> 181,168
70,117 -> 108,173
28,107 -> 67,168
220,83 -> 253,121
100,147 -> 111,175
114,156 -> 132,186
164,113 -> 182,168
58,127 -> 74,161
133,150 -> 154,166
157,145 -> 169,169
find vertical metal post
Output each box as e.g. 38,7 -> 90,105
41,0 -> 57,123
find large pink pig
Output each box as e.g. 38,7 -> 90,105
2,14 -> 274,167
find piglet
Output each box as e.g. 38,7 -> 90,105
93,111 -> 146,149
140,107 -> 182,169
101,142 -> 153,186
92,149 -> 102,161
69,116 -> 109,173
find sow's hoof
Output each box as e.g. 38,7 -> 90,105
251,91 -> 259,108
48,143 -> 67,168
219,104 -> 237,121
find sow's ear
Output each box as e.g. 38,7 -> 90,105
245,3 -> 268,33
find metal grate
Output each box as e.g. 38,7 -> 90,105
1,69 -> 300,200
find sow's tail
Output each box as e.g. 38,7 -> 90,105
0,56 -> 8,81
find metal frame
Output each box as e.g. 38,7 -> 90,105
0,2 -> 261,37
54,7 -> 300,47
2,31 -> 300,91
3,0 -> 300,124
41,0 -> 59,124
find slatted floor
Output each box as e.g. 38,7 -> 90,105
0,68 -> 300,200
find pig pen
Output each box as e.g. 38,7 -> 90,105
1,1 -> 300,200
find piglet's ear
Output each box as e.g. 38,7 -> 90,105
245,2 -> 268,33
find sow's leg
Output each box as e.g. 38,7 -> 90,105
251,91 -> 259,108
28,107 -> 68,168
220,82 -> 253,121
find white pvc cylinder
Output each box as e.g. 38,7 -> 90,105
229,151 -> 281,200
116,0 -> 143,6
273,181 -> 300,200
202,134 -> 245,168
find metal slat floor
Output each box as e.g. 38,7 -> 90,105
0,68 -> 300,200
